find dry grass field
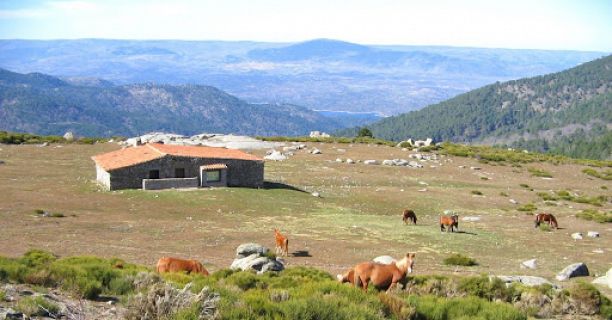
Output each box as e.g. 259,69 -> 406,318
0,142 -> 610,288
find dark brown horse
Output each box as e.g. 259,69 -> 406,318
534,213 -> 558,229
402,209 -> 417,225
353,253 -> 416,292
440,214 -> 459,232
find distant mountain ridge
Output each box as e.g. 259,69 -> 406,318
0,39 -> 605,115
340,55 -> 612,160
0,68 -> 342,137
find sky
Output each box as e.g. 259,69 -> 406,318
0,0 -> 611,51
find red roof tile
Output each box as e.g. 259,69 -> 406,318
200,163 -> 228,170
92,143 -> 262,171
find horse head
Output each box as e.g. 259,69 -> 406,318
396,252 -> 416,274
452,215 -> 459,230
534,214 -> 541,228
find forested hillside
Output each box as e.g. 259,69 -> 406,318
0,69 -> 340,137
342,55 -> 611,159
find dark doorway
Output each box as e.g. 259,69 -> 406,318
175,168 -> 185,178
149,170 -> 160,179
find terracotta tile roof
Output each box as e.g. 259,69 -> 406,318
201,163 -> 228,170
92,143 -> 262,171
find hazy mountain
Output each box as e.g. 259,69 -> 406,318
339,55 -> 612,160
0,68 -> 342,137
0,39 -> 605,115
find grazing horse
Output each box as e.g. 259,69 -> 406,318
402,209 -> 417,225
534,213 -> 558,229
353,253 -> 416,292
156,257 -> 209,276
337,268 -> 355,284
440,214 -> 459,232
274,228 -> 289,257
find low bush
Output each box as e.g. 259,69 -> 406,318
15,296 -> 60,317
517,203 -> 537,212
500,192 -> 509,197
528,167 -> 553,178
471,190 -> 483,195
443,254 -> 477,266
539,224 -> 552,232
0,289 -> 5,301
576,209 -> 612,223
406,295 -> 526,320
582,168 -> 612,180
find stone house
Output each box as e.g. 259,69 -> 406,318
92,143 -> 264,190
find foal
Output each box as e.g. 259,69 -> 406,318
440,214 -> 459,232
274,228 -> 289,257
534,213 -> 558,229
402,209 -> 417,225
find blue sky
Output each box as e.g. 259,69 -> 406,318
1,0 -> 610,51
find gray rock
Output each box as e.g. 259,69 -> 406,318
364,160 -> 377,165
310,148 -> 322,154
571,232 -> 583,240
495,276 -> 554,287
509,199 -> 518,204
521,259 -> 537,270
230,254 -> 285,274
592,268 -> 612,289
335,158 -> 343,162
346,159 -> 355,164
470,166 -> 481,170
264,151 -> 287,161
311,192 -> 321,197
587,231 -> 599,238
556,262 -> 589,281
393,159 -> 409,166
236,243 -> 269,259
408,161 -> 423,168
372,255 -> 396,265
462,216 -> 481,222
63,131 -> 74,141
382,159 -> 395,166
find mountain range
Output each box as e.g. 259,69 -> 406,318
0,68 -> 342,137
0,39 -> 605,115
341,55 -> 612,160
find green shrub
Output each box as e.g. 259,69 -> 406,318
576,209 -> 612,223
573,195 -> 607,207
398,141 -> 413,148
20,250 -> 57,268
0,289 -> 5,301
471,190 -> 483,195
443,254 -> 477,266
528,167 -> 553,178
539,224 -> 552,232
406,295 -> 526,320
537,192 -> 558,201
15,296 -> 59,317
582,168 -> 612,180
226,271 -> 263,291
567,282 -> 604,315
517,203 -> 537,212
519,184 -> 530,188
500,192 -> 509,197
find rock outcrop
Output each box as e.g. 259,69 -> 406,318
230,243 -> 285,274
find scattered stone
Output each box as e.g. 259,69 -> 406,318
364,160 -> 377,165
470,166 -> 481,170
521,259 -> 537,270
571,232 -> 583,240
264,151 -> 287,161
408,161 -> 423,168
346,159 -> 355,164
382,159 -> 395,166
587,231 -> 599,238
592,268 -> 612,289
309,131 -> 330,138
372,255 -> 396,265
311,192 -> 321,198
495,276 -> 554,287
336,148 -> 346,153
63,131 -> 74,141
336,158 -> 343,162
40,142 -> 49,147
310,148 -> 322,154
418,188 -> 427,192
231,243 -> 284,274
458,165 -> 466,168
462,216 -> 481,222
401,148 -> 408,151
418,181 -> 428,185
509,199 -> 518,204
556,262 -> 589,281
592,249 -> 604,254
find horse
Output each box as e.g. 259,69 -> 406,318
534,213 -> 558,229
353,253 -> 416,292
402,209 -> 417,225
156,257 -> 209,276
274,228 -> 289,257
440,214 -> 459,232
337,268 -> 355,284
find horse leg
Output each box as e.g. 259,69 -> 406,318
386,281 -> 397,293
440,224 -> 444,232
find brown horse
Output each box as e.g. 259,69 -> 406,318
274,228 -> 289,257
353,253 -> 416,292
337,268 -> 355,284
402,209 -> 417,225
534,213 -> 558,229
156,257 -> 209,276
440,214 -> 459,232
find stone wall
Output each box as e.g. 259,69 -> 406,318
105,155 -> 264,190
96,165 -> 111,190
142,177 -> 199,190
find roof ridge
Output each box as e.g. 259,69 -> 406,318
146,143 -> 167,156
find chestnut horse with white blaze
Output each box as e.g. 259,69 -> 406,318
353,253 -> 416,292
534,213 -> 558,229
440,214 -> 459,232
156,257 -> 209,276
274,228 -> 289,257
337,268 -> 355,284
402,209 -> 417,225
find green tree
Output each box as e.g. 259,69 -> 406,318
357,127 -> 373,138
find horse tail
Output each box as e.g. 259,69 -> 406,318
551,216 -> 558,229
